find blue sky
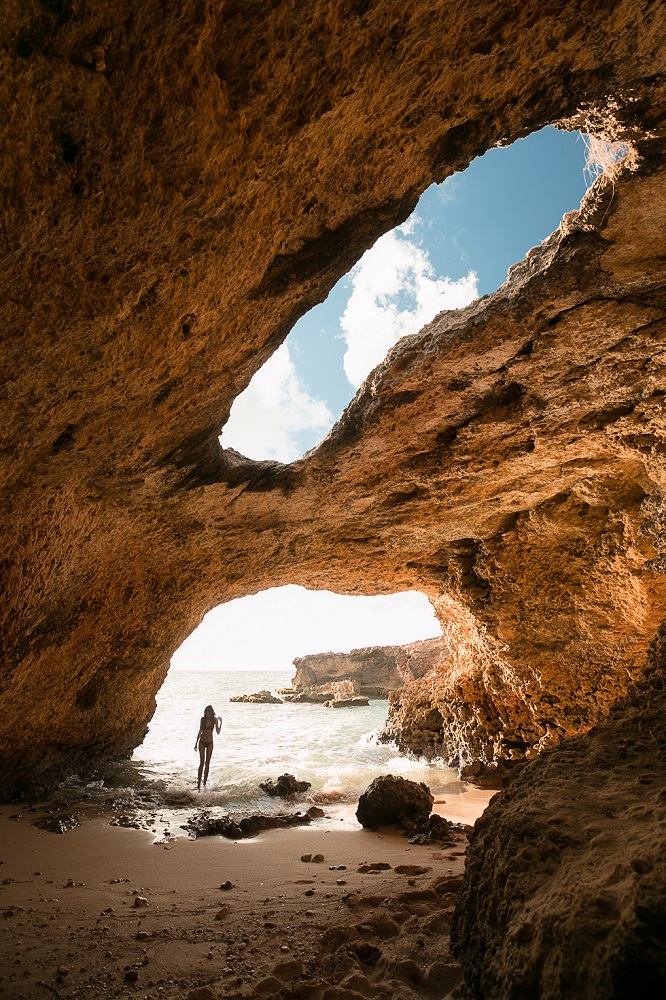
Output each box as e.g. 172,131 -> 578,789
220,126 -> 590,463
182,127 -> 592,671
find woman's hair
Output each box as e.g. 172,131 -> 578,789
204,704 -> 215,716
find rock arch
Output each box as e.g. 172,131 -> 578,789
1,0 -> 665,799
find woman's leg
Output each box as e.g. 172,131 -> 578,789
203,742 -> 213,786
198,744 -> 206,789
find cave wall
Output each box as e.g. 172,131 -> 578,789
452,631 -> 666,999
1,0 -> 666,795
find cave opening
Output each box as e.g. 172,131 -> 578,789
123,586 -> 489,821
219,125 -> 610,463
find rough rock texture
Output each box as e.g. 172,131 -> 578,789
283,678 -> 361,702
323,695 -> 369,707
182,806 -> 320,839
452,636 -> 666,999
356,775 -> 434,830
258,774 -> 312,798
292,637 -> 446,695
1,2 -> 666,795
229,690 -> 282,704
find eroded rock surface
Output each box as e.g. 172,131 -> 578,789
452,636 -> 666,999
356,774 -> 434,830
1,2 -> 666,796
292,637 -> 446,695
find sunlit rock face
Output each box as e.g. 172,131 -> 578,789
292,637 -> 446,694
1,1 -> 666,796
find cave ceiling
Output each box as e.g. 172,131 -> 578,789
1,0 -> 665,795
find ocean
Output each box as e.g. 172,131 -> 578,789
56,670 -> 485,826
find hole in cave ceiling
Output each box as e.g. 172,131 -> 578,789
219,125 -> 629,464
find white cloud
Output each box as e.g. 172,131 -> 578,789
340,228 -> 478,388
220,343 -> 333,463
171,586 -> 442,672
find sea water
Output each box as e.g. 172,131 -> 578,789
57,670 -> 480,822
134,670 -> 467,810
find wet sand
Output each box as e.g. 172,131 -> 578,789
0,789 -> 495,999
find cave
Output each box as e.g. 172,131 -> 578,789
1,1 -> 666,996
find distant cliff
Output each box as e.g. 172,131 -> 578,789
291,637 -> 447,695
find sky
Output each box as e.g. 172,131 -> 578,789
179,126 -> 592,672
220,126 -> 590,463
171,586 -> 441,672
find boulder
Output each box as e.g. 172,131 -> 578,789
259,774 -> 312,798
356,775 -> 434,830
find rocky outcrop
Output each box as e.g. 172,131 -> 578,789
283,679 -> 362,703
229,690 -> 282,704
452,638 -> 666,999
182,806 -> 322,839
323,696 -> 369,708
1,2 -> 666,797
292,638 -> 446,695
259,774 -> 311,798
356,775 -> 434,830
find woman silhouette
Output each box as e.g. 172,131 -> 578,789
195,704 -> 221,790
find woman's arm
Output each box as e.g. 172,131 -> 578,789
215,716 -> 222,734
195,718 -> 203,750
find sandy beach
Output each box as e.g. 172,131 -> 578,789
0,789 -> 494,1000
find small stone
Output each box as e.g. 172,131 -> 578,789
136,931 -> 148,940
133,896 -> 148,908
305,909 -> 315,916
33,871 -> 42,876
336,879 -> 347,885
124,968 -> 139,982
304,888 -> 315,896
311,854 -> 324,863
57,966 -> 69,976
219,880 -> 234,890
300,854 -> 312,863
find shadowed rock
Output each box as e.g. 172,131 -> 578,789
259,774 -> 312,798
452,633 -> 666,999
356,775 -> 434,830
182,806 -> 323,839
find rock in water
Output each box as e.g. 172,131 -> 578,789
259,774 -> 312,797
356,775 -> 434,829
323,696 -> 369,707
229,690 -> 282,704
